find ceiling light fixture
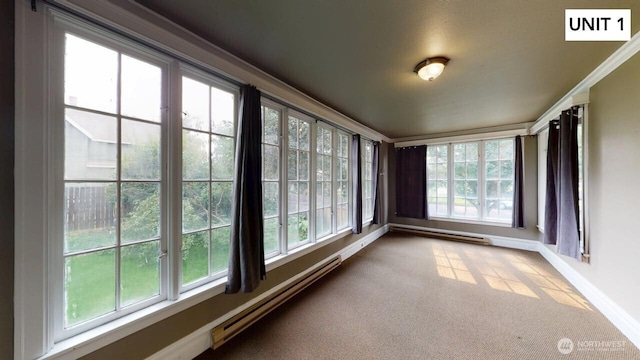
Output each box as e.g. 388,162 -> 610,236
414,57 -> 449,81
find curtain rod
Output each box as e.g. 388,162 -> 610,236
36,0 -> 375,143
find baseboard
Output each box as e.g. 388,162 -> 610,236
146,224 -> 389,360
537,244 -> 640,350
387,223 -> 538,251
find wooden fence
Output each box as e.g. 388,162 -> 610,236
65,184 -> 117,232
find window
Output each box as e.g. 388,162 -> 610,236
261,103 -> 282,256
287,114 -> 311,249
426,138 -> 515,223
484,139 -> 514,221
453,143 -> 479,218
17,11 -> 375,356
181,74 -> 236,289
336,133 -> 351,230
62,32 -> 166,333
316,124 -> 334,238
362,140 -> 374,222
427,145 -> 448,216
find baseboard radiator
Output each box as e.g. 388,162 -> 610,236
390,226 -> 490,246
211,255 -> 342,349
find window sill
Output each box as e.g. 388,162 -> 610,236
40,227 -> 355,360
427,216 -> 513,228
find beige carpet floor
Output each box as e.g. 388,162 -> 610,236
196,233 -> 639,359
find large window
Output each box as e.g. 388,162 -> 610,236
316,124 -> 334,238
362,140 -> 374,221
427,145 -> 448,216
261,103 -> 282,256
63,33 -> 166,332
427,139 -> 514,223
18,12 -> 374,356
336,133 -> 351,230
287,114 -> 312,249
181,74 -> 236,289
484,139 -> 514,221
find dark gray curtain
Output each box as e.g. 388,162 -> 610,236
557,108 -> 581,259
395,146 -> 428,219
352,134 -> 362,234
512,136 -> 525,228
543,109 -> 581,260
372,141 -> 381,224
544,120 -> 560,245
226,85 -> 265,294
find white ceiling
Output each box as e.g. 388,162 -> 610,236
135,0 -> 640,139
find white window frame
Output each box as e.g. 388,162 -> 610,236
178,66 -> 240,293
285,110 -> 315,251
260,98 -> 285,258
51,13 -> 174,342
426,137 -> 516,226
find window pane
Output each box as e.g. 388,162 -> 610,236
288,214 -> 299,245
466,143 -> 478,160
64,183 -> 117,254
288,182 -> 298,213
64,249 -> 116,327
500,161 -> 514,179
288,150 -> 298,180
485,141 -> 499,161
298,212 -> 309,243
499,140 -> 514,160
300,121 -> 310,151
121,55 -> 161,122
263,218 -> 279,254
323,130 -> 332,155
262,145 -> 279,181
182,231 -> 209,285
263,108 -> 279,145
121,120 -> 161,180
182,182 -> 209,232
211,226 -> 230,274
299,182 -> 310,212
337,204 -> 348,229
121,241 -> 160,307
436,164 -> 448,180
121,182 -> 160,243
182,77 -> 209,131
486,161 -> 499,179
288,117 -> 298,149
454,163 -> 466,179
65,34 -> 117,114
323,155 -> 331,181
211,182 -> 233,227
65,108 -> 117,180
263,182 -> 279,217
211,87 -> 235,136
211,135 -> 234,180
300,152 -> 309,181
183,130 -> 210,180
454,144 -> 465,161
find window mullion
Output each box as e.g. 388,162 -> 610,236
448,143 -> 454,218
115,52 -> 123,313
167,61 -> 182,300
331,128 -> 340,234
478,141 -> 485,221
309,122 -> 317,242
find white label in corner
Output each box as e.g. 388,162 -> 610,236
565,9 -> 631,41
